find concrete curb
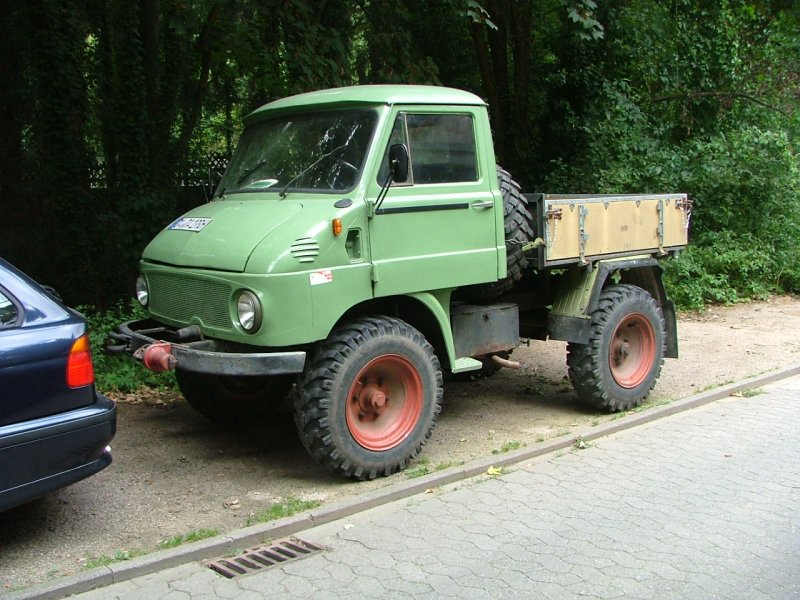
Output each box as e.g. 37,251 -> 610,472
11,364 -> 800,600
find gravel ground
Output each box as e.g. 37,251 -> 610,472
1,295 -> 799,593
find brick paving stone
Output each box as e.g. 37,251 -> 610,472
160,591 -> 190,600
227,591 -> 267,600
60,376 -> 800,600
210,580 -> 242,599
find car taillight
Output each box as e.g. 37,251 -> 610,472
67,335 -> 95,388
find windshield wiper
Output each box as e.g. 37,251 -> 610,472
279,143 -> 348,198
236,159 -> 269,185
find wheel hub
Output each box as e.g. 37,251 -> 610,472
345,354 -> 423,451
358,384 -> 388,411
613,341 -> 631,363
609,313 -> 656,389
353,383 -> 389,419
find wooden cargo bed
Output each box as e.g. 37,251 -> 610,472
527,193 -> 692,268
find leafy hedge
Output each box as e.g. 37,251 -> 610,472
545,90 -> 800,311
80,301 -> 176,393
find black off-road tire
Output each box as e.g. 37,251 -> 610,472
293,316 -> 443,480
467,166 -> 535,299
176,370 -> 294,422
566,284 -> 666,412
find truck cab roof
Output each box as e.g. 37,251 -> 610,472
246,85 -> 487,124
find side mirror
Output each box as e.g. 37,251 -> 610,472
388,144 -> 409,183
374,144 -> 410,215
205,167 -> 223,202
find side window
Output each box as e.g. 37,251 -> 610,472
0,289 -> 20,328
378,113 -> 478,186
407,114 -> 478,184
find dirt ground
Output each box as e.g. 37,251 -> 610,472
2,296 -> 799,592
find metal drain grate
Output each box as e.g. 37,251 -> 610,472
205,537 -> 324,578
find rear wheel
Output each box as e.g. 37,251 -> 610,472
293,316 -> 443,479
566,284 -> 665,412
176,370 -> 293,422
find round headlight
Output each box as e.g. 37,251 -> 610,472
135,275 -> 149,306
236,290 -> 262,332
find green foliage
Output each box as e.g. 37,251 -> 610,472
245,497 -> 321,526
664,234 -> 777,309
0,0 -> 797,314
83,548 -> 147,570
543,1 -> 800,309
157,528 -> 219,550
405,457 -> 433,478
80,301 -> 176,393
566,0 -> 604,41
492,440 -> 525,454
357,0 -> 442,84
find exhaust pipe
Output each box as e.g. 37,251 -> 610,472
491,354 -> 521,370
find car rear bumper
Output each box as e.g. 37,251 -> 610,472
0,394 -> 117,512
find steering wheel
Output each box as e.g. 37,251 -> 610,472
330,157 -> 359,189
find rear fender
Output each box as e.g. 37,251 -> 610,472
548,258 -> 678,358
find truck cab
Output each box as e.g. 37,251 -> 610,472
137,86 -> 504,351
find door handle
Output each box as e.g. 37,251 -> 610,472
471,200 -> 494,210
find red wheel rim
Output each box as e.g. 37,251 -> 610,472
609,313 -> 656,388
345,354 -> 423,451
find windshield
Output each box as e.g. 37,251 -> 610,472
218,109 -> 378,196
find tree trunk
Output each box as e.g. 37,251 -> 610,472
175,1 -> 228,171
509,1 -> 532,175
142,0 -> 168,187
470,19 -> 507,161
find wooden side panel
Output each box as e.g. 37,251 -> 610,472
542,195 -> 689,265
661,197 -> 689,248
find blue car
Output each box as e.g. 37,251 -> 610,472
0,258 -> 116,512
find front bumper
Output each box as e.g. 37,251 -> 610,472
107,319 -> 307,376
0,394 -> 116,512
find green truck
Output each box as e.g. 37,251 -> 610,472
109,85 -> 691,480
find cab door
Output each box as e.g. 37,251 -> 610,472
367,109 -> 500,297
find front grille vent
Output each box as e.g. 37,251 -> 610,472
148,272 -> 231,330
290,237 -> 320,263
205,538 -> 324,578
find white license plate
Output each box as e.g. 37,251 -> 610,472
168,217 -> 212,232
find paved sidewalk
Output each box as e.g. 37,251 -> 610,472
64,376 -> 800,599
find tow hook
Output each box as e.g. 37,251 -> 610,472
134,342 -> 177,372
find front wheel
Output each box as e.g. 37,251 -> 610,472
293,316 -> 443,480
566,284 -> 665,412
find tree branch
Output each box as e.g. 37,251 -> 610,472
649,90 -> 790,117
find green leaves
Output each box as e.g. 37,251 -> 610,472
542,1 -> 800,308
565,0 -> 604,40
80,301 -> 177,393
2,0 -> 797,314
465,0 -> 498,30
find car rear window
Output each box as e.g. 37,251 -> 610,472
0,289 -> 20,328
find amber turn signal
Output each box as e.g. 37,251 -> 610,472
332,218 -> 343,236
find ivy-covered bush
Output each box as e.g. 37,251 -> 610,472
79,301 -> 176,393
543,2 -> 800,310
